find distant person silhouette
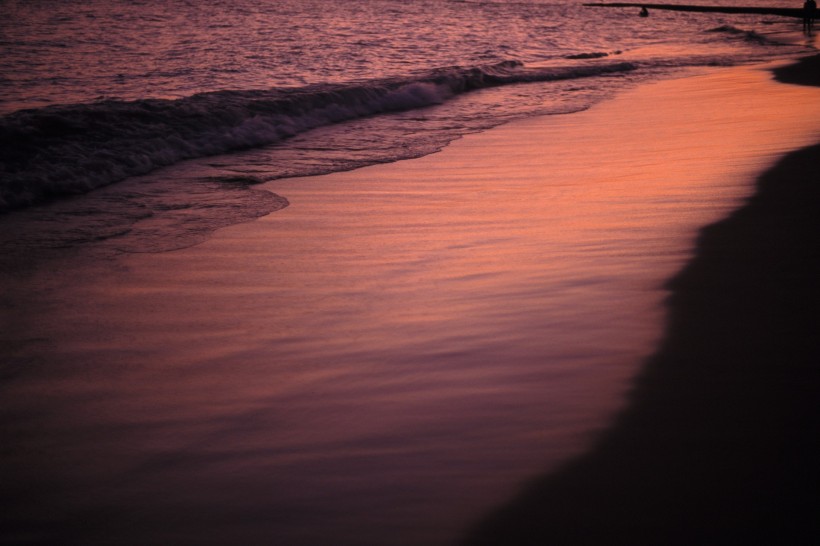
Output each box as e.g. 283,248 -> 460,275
804,0 -> 817,33
639,6 -> 649,17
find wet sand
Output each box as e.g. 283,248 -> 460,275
464,55 -> 820,545
2,59 -> 820,545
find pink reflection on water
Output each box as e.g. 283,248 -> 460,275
3,67 -> 820,545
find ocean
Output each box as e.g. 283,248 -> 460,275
0,1 -> 817,545
0,0 -> 812,251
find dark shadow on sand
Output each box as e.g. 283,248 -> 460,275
462,56 -> 820,545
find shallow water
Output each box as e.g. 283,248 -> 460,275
1,0 -> 812,217
3,64 -> 820,544
1,0 -> 818,544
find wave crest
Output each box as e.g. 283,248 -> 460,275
0,60 -> 635,212
706,24 -> 771,44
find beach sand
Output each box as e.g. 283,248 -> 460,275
2,58 -> 820,545
464,55 -> 820,545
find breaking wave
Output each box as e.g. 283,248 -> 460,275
0,60 -> 635,212
706,25 -> 772,44
565,51 -> 621,60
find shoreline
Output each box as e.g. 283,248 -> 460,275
463,55 -> 820,545
2,57 -> 820,546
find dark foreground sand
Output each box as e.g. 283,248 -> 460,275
463,55 -> 820,545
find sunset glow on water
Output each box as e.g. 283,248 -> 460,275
1,0 -> 818,544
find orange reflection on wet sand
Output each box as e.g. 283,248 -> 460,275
3,63 -> 820,546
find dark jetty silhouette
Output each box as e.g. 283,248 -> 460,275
584,3 -> 805,18
462,55 -> 820,546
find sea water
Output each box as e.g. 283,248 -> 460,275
0,0 -> 812,233
0,0 -> 816,545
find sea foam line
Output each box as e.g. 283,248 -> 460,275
0,60 -> 635,212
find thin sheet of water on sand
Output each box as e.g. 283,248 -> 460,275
2,63 -> 820,545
